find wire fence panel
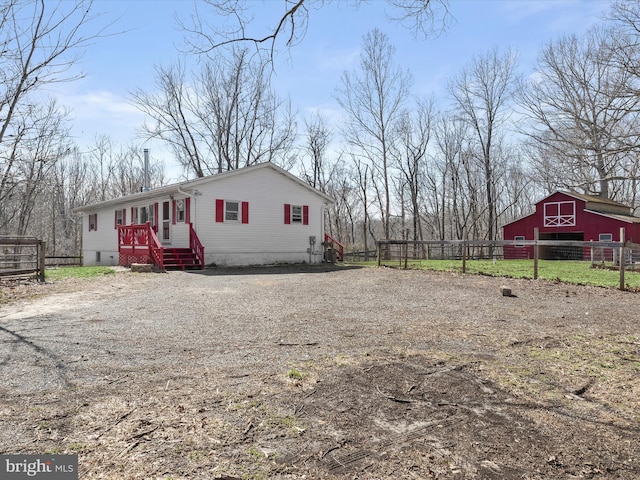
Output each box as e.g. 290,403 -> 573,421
375,239 -> 640,291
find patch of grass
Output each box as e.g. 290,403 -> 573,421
373,259 -> 640,289
267,414 -> 304,437
45,266 -> 116,281
247,445 -> 265,461
334,354 -> 352,367
485,333 -> 640,407
188,450 -> 204,461
286,368 -> 306,381
226,399 -> 262,412
67,443 -> 86,453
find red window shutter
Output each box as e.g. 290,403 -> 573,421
131,207 -> 134,224
153,203 -> 157,228
123,208 -> 126,225
241,201 -> 249,224
95,213 -> 98,231
172,199 -> 177,225
185,197 -> 191,223
114,210 -> 118,229
284,204 -> 291,224
303,205 -> 309,225
216,199 -> 224,223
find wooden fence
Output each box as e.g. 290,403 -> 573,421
45,255 -> 83,267
377,228 -> 640,291
0,237 -> 46,282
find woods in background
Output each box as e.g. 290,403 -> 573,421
3,0 -> 640,256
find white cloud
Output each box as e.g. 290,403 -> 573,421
52,86 -> 144,146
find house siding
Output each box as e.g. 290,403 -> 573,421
193,167 -> 325,266
82,210 -> 120,266
76,164 -> 332,267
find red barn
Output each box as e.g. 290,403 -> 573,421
502,191 -> 640,260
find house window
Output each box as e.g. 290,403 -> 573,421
138,205 -> 154,225
216,199 -> 249,223
291,205 -> 302,223
225,201 -> 239,221
514,235 -> 525,247
132,207 -> 139,224
176,199 -> 185,222
89,213 -> 98,231
148,204 -> 155,227
284,204 -> 309,225
599,233 -> 613,242
115,209 -> 124,229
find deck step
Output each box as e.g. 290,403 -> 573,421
162,248 -> 203,270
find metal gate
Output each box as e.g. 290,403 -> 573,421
0,237 -> 45,281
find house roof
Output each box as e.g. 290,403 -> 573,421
73,162 -> 334,212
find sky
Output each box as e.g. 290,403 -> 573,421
50,0 -> 612,181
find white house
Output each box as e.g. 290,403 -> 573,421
74,163 -> 336,268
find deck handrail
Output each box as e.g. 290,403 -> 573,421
148,224 -> 164,270
324,233 -> 344,261
118,223 -> 164,269
189,222 -> 205,269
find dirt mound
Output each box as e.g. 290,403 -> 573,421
257,355 -> 635,479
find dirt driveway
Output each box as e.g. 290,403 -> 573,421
0,266 -> 639,479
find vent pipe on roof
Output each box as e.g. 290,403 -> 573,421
142,148 -> 150,192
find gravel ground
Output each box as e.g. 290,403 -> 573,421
0,265 -> 639,479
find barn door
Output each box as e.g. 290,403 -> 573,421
162,201 -> 171,242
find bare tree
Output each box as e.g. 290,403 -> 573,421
606,1 -> 640,82
517,27 -> 640,200
131,63 -> 205,177
4,100 -> 72,237
336,28 -> 411,239
132,48 -> 296,177
0,0 -> 106,237
352,156 -> 372,258
393,98 -> 433,246
325,160 -> 360,247
299,112 -> 333,190
427,112 -> 475,242
180,0 -> 450,64
448,47 -> 517,247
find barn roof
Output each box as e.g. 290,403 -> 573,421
501,190 -> 639,228
585,209 -> 640,224
564,191 -> 628,208
74,162 -> 334,212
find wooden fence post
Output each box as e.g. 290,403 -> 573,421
619,227 -> 625,291
533,227 -> 539,280
377,241 -> 381,267
38,241 -> 46,282
462,241 -> 467,273
404,240 -> 408,270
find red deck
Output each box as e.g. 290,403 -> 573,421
118,223 -> 204,270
